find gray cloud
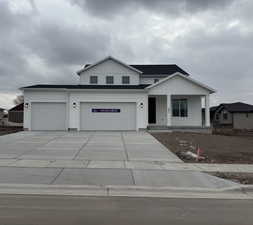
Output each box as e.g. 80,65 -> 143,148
0,0 -> 111,108
0,0 -> 253,109
25,23 -> 109,66
72,0 -> 235,18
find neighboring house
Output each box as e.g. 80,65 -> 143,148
7,103 -> 24,126
211,102 -> 253,129
0,108 -> 4,119
0,108 -> 5,125
21,56 -> 215,131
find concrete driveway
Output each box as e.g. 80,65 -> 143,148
0,131 -> 181,161
0,131 -> 237,190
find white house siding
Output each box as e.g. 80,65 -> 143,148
148,75 -> 210,96
140,77 -> 158,84
233,113 -> 253,129
79,59 -> 140,85
148,75 -> 210,127
24,90 -> 147,131
171,95 -> 202,127
23,91 -> 68,130
69,91 -> 148,130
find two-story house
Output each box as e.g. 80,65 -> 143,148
21,56 -> 215,131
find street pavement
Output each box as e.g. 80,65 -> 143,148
0,194 -> 252,225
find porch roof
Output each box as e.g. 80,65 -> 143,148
146,72 -> 216,94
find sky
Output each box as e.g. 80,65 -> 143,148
0,0 -> 253,109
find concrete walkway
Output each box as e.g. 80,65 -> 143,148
1,159 -> 253,173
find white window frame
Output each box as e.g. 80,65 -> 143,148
172,99 -> 188,117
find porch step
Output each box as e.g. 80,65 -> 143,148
147,126 -> 168,130
147,126 -> 212,134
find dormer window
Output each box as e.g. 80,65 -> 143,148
122,76 -> 130,84
90,76 -> 98,84
106,76 -> 114,84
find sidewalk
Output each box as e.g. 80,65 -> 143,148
0,159 -> 253,173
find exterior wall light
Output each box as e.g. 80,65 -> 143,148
140,102 -> 144,108
73,102 -> 77,108
24,103 -> 29,108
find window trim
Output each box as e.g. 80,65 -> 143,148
89,76 -> 98,84
106,76 -> 114,84
172,99 -> 188,117
122,76 -> 130,84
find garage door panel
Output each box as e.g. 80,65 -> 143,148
31,103 -> 66,131
80,102 -> 136,130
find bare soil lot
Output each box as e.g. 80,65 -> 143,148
0,127 -> 23,136
152,132 -> 253,164
209,172 -> 253,184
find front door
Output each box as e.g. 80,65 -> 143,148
148,97 -> 156,124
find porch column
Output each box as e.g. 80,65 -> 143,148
205,94 -> 210,127
167,95 -> 172,126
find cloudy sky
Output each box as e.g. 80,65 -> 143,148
0,0 -> 253,109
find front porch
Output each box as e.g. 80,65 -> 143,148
147,94 -> 210,130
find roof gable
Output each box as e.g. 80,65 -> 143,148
77,56 -> 143,75
146,72 -> 216,93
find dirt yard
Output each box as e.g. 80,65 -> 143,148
0,127 -> 23,136
209,172 -> 253,184
152,132 -> 253,164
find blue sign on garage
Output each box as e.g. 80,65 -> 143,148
92,108 -> 121,113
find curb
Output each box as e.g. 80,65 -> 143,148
241,184 -> 253,192
0,183 -> 250,199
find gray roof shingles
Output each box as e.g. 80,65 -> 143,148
84,64 -> 189,76
213,102 -> 253,113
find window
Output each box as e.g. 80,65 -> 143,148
106,76 -> 114,84
172,99 -> 188,117
223,112 -> 228,120
215,114 -> 219,120
154,78 -> 159,83
90,76 -> 98,84
122,76 -> 130,84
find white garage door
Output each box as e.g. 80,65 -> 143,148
31,102 -> 67,131
80,102 -> 136,130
